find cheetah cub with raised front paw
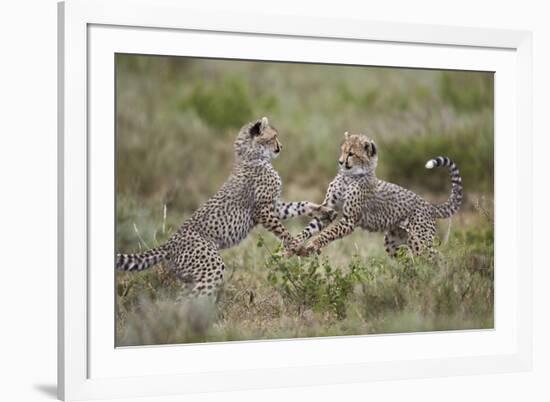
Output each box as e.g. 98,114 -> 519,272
292,132 -> 463,258
116,117 -> 334,297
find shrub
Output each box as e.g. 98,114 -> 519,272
182,77 -> 254,129
439,71 -> 494,113
260,238 -> 362,319
379,125 -> 493,195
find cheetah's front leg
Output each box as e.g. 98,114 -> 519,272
295,198 -> 363,257
255,204 -> 301,252
279,200 -> 337,258
296,215 -> 356,256
290,185 -> 342,250
275,201 -> 336,221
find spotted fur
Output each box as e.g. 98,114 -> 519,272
293,132 -> 463,258
116,117 -> 334,297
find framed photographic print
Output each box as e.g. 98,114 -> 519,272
58,0 -> 533,400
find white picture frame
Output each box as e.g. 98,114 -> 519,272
58,0 -> 533,400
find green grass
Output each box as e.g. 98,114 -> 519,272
115,55 -> 494,346
116,210 -> 493,346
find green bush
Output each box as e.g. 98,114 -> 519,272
182,77 -> 254,129
115,216 -> 494,346
379,123 -> 494,195
439,71 -> 494,112
265,247 -> 362,319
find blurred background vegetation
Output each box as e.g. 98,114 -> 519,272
115,54 -> 494,346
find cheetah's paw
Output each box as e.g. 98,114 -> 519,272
315,205 -> 338,222
295,242 -> 320,257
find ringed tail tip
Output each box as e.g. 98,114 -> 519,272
425,160 -> 436,169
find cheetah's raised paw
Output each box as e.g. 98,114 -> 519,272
315,205 -> 338,222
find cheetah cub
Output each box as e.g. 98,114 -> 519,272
116,117 -> 334,297
292,132 -> 463,258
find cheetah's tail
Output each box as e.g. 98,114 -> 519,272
425,156 -> 463,219
116,244 -> 170,272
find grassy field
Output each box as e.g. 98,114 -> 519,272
115,55 -> 494,346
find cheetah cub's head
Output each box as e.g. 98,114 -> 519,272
235,117 -> 282,161
338,132 -> 378,176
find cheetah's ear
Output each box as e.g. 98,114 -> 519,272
365,141 -> 377,157
249,120 -> 262,137
370,142 -> 377,156
344,131 -> 350,140
260,116 -> 269,132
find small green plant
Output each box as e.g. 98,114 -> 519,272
261,238 -> 364,319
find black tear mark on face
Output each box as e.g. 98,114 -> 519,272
250,121 -> 262,137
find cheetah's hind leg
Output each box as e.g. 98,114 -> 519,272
384,227 -> 408,258
172,234 -> 226,301
406,222 -> 437,261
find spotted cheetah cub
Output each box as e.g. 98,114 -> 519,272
292,132 -> 463,258
116,117 -> 334,297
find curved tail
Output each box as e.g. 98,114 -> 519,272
425,156 -> 463,219
116,244 -> 170,272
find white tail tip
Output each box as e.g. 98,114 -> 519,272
425,160 -> 436,169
